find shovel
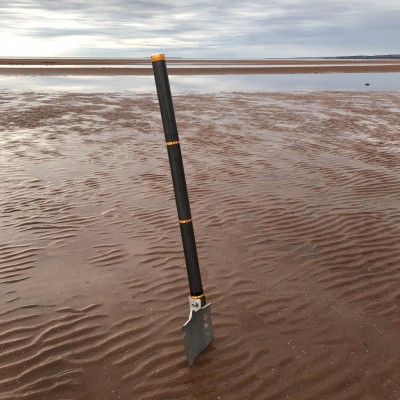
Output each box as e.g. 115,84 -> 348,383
151,53 -> 214,366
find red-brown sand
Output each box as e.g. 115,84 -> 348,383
1,90 -> 400,399
1,58 -> 400,74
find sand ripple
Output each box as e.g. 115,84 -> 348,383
1,90 -> 400,399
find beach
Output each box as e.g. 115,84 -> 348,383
1,58 -> 400,75
1,84 -> 400,399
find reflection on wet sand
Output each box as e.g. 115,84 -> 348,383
1,72 -> 400,93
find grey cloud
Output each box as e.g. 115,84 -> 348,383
0,0 -> 399,57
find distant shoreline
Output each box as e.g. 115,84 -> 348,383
1,59 -> 400,75
1,56 -> 400,65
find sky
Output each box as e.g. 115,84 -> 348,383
1,0 -> 399,58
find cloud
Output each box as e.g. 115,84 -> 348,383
0,0 -> 399,57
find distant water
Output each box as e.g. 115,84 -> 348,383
1,73 -> 399,93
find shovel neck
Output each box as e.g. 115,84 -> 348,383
190,294 -> 206,308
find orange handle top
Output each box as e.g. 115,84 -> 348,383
151,53 -> 165,62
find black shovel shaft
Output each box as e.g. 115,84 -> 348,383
151,54 -> 204,298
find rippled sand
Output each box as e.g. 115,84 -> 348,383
1,91 -> 400,399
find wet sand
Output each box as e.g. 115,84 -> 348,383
1,58 -> 400,75
1,90 -> 400,399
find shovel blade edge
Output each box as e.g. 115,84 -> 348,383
182,303 -> 214,366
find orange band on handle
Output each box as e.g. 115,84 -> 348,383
166,141 -> 180,146
151,53 -> 165,62
179,219 -> 192,224
191,294 -> 205,299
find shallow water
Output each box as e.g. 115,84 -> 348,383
1,72 -> 400,93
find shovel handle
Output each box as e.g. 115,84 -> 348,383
151,54 -> 204,298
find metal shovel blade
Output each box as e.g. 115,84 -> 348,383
182,303 -> 214,366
